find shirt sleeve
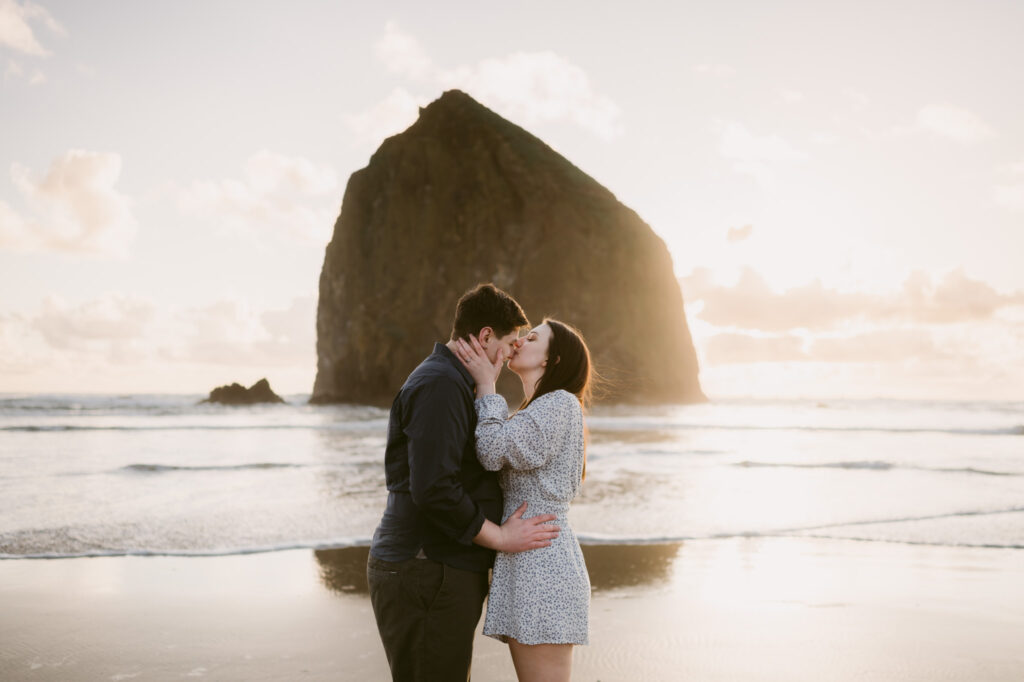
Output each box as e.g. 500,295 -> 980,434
403,377 -> 485,546
474,393 -> 557,472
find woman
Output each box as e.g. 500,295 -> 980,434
453,318 -> 592,682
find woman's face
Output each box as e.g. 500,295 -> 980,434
507,323 -> 551,374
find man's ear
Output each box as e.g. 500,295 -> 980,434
478,327 -> 493,344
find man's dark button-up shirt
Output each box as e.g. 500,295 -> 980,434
369,343 -> 503,573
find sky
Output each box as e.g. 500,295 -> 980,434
1,0 -> 1022,400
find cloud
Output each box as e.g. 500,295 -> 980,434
260,295 -> 316,344
172,299 -> 274,364
2,150 -> 138,255
808,328 -> 948,364
685,266 -> 1024,398
693,63 -> 735,78
901,269 -> 1019,323
915,104 -> 994,143
442,52 -> 622,138
177,150 -> 339,243
0,0 -> 64,56
809,131 -> 840,145
726,224 -> 753,243
841,88 -> 869,112
718,123 -> 806,162
991,162 -> 1024,211
242,149 -> 337,196
705,332 -> 807,364
2,292 -> 318,391
716,121 -> 807,183
701,327 -> 953,366
375,21 -> 432,79
343,87 -> 424,143
778,89 -> 804,103
0,198 -> 29,243
683,267 -> 870,331
0,310 -> 47,375
4,58 -> 42,83
0,294 -> 155,371
681,267 -> 1024,332
172,295 -> 317,367
992,183 -> 1024,211
32,293 -> 154,352
351,23 -> 622,142
30,293 -> 317,367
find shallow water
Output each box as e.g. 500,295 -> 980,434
1,394 -> 1021,558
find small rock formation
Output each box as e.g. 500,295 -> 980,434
202,378 -> 285,405
312,90 -> 705,406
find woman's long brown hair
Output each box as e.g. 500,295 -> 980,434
521,318 -> 593,480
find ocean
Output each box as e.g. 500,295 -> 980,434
1,394 -> 1022,559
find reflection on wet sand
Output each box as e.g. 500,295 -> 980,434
314,542 -> 684,595
581,542 -> 683,591
315,546 -> 371,594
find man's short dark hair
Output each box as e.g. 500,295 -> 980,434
451,283 -> 529,341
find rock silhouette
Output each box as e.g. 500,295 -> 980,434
202,378 -> 285,405
313,90 -> 705,406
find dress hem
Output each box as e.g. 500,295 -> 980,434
483,631 -> 589,646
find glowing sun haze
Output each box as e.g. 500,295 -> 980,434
1,0 -> 1022,400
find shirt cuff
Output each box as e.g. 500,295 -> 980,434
457,508 -> 487,546
475,393 -> 509,421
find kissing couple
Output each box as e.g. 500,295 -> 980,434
367,283 -> 593,681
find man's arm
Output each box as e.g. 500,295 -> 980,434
405,380 -> 485,544
405,377 -> 561,551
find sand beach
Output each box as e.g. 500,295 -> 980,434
2,537 -> 1022,681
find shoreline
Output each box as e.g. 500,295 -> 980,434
2,537 -> 1022,681
5,531 -> 1023,561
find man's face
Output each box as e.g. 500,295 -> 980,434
480,329 -> 520,365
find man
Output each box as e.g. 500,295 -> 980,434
367,283 -> 560,681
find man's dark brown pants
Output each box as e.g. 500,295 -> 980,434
367,554 -> 489,681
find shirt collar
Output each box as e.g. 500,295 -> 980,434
434,342 -> 476,388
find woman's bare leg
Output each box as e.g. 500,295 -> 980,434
508,638 -> 573,682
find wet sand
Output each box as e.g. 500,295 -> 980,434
1,537 -> 1022,681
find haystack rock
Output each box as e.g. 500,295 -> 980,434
312,90 -> 705,406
